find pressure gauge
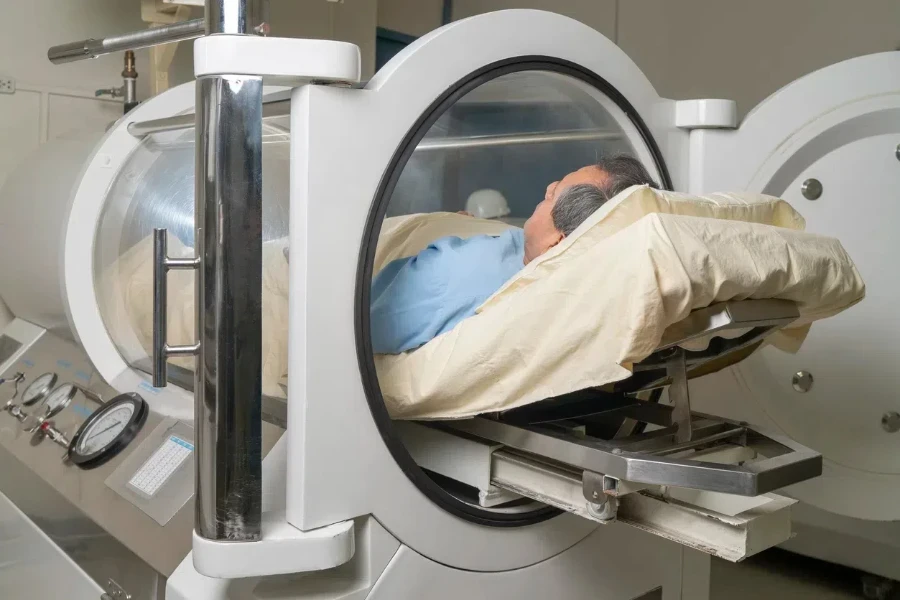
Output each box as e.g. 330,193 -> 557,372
68,393 -> 148,469
21,372 -> 57,406
42,383 -> 77,419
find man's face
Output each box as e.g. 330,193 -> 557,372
522,165 -> 608,264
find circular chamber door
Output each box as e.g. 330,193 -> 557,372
687,52 -> 900,520
92,95 -> 290,392
360,66 -> 669,525
294,10 -> 686,571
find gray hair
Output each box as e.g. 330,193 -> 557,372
551,154 -> 659,236
595,154 -> 659,199
550,184 -> 608,236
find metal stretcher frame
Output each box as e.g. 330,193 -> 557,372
444,299 -> 823,498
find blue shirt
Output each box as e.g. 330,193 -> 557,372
371,229 -> 525,354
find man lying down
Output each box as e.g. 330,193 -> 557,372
371,155 -> 658,354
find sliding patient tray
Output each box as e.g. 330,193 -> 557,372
399,299 -> 822,561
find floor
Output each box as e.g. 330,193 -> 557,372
711,549 -> 896,600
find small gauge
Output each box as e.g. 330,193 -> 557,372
42,383 -> 77,419
68,393 -> 148,469
21,372 -> 58,406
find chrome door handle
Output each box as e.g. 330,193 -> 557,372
152,228 -> 200,387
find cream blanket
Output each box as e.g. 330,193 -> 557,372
376,212 -> 863,419
101,186 -> 864,419
372,187 -> 862,419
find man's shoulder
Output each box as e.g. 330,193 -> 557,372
428,229 -> 523,253
420,229 -> 524,277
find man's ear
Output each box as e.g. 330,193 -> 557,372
548,230 -> 565,249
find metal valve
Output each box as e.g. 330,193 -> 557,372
4,402 -> 31,424
27,414 -> 49,434
35,420 -> 71,449
95,86 -> 124,99
3,372 -> 29,422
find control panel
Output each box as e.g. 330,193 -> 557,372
0,324 -> 195,577
0,319 -> 283,580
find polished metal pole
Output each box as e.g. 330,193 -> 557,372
48,19 -> 205,64
195,0 -> 265,542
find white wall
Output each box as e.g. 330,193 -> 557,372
379,0 -> 900,118
0,0 -> 192,102
452,0 -> 617,40
0,0 -> 377,190
0,0 -> 161,188
617,0 -> 900,117
379,0 -> 444,37
271,0 -> 378,78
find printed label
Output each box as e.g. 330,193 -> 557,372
127,436 -> 193,497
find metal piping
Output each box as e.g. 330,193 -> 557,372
123,51 -> 138,113
415,130 -> 623,151
194,0 -> 266,543
128,108 -> 622,150
48,19 -> 205,64
127,99 -> 291,137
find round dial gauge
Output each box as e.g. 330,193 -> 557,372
21,373 -> 58,406
68,393 -> 148,469
42,383 -> 76,418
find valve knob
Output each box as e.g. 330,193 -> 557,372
4,401 -> 29,423
36,420 -> 70,449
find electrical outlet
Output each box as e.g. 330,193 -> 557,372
0,77 -> 14,94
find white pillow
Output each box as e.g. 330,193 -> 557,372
480,185 -> 805,311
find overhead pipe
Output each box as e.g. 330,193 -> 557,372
48,18 -> 205,64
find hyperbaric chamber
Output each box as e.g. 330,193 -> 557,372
0,10 -> 896,587
0,69 -> 652,420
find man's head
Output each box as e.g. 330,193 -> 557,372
522,155 -> 658,264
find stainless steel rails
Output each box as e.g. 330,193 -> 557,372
48,19 -> 205,64
415,130 -> 623,151
637,299 -> 800,443
450,415 -> 821,497
128,108 -> 626,150
446,299 -> 823,497
486,444 -> 799,562
127,97 -> 291,137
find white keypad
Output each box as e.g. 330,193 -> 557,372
128,436 -> 193,497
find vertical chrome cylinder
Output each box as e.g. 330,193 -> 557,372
195,74 -> 264,541
207,0 -> 266,35
124,78 -> 137,105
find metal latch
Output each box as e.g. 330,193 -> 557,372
101,579 -> 131,600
